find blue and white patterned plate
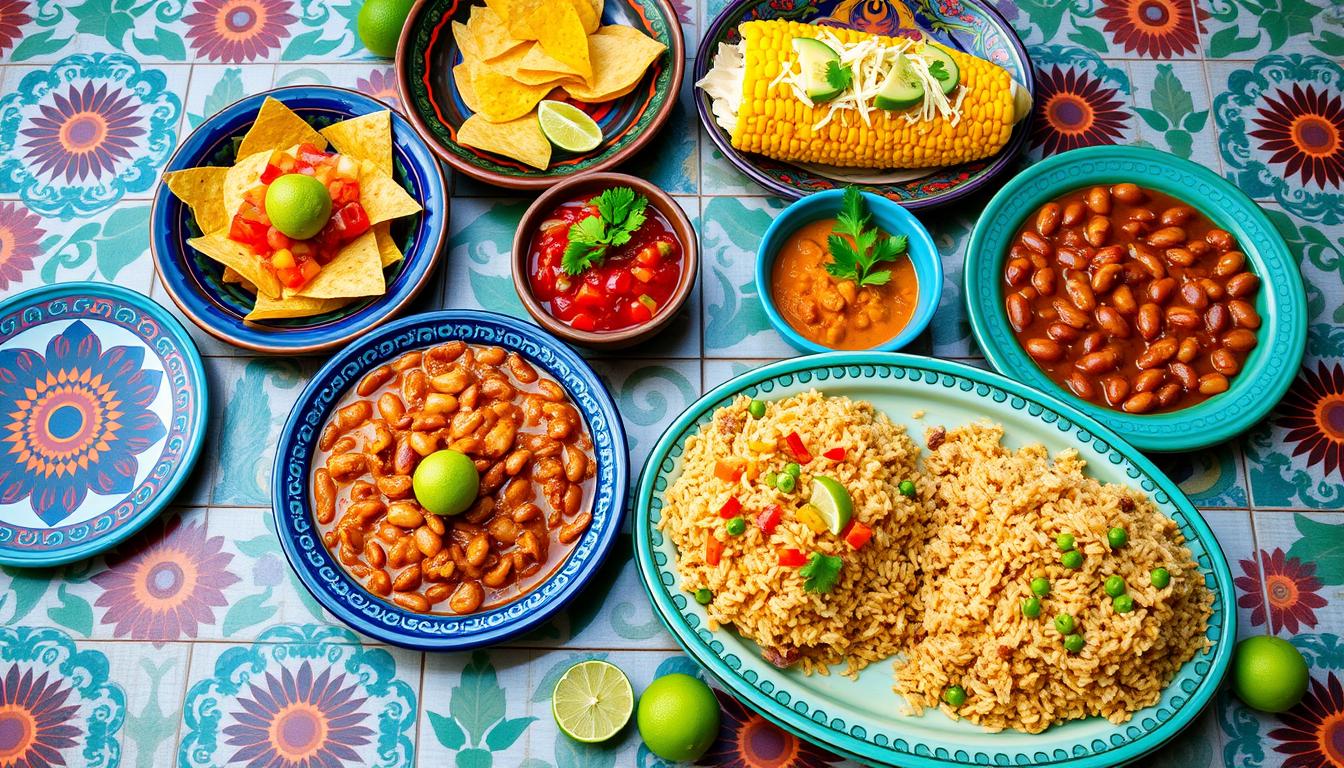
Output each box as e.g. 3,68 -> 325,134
272,310 -> 629,650
0,283 -> 208,567
633,352 -> 1235,768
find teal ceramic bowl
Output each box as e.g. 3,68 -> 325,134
964,146 -> 1307,453
756,190 -> 942,353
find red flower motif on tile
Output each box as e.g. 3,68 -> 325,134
0,0 -> 32,56
1277,362 -> 1344,481
0,666 -> 81,767
1270,671 -> 1344,768
184,0 -> 298,62
0,202 -> 43,291
1249,83 -> 1344,190
1030,65 -> 1131,156
1234,548 -> 1327,634
1095,0 -> 1206,58
699,688 -> 842,767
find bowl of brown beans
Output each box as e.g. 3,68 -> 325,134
964,145 -> 1307,452
272,310 -> 628,649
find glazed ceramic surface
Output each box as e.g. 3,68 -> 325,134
964,145 -> 1308,453
0,283 -> 206,566
634,353 -> 1235,768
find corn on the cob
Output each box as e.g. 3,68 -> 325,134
729,20 -> 1016,169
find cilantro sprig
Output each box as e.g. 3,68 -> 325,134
824,60 -> 852,92
824,186 -> 909,288
799,552 -> 843,593
561,187 -> 649,275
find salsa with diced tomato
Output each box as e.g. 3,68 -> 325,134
228,142 -> 371,291
527,198 -> 683,333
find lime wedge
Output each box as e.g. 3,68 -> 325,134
809,476 -> 853,535
552,660 -> 634,743
538,100 -> 603,153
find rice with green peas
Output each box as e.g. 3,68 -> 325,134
895,423 -> 1213,733
658,390 -> 928,676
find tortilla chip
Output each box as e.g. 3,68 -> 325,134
188,230 -> 282,299
357,160 -> 422,224
468,5 -> 530,59
453,20 -> 482,60
245,292 -> 352,321
525,2 -> 591,80
481,0 -> 536,41
515,43 -> 586,84
373,223 -> 403,268
164,166 -> 230,233
222,150 -> 273,221
320,111 -> 393,176
566,0 -> 599,34
237,97 -> 328,158
468,58 -> 555,122
295,230 -> 385,299
458,113 -> 551,170
562,27 -> 664,101
454,63 -> 482,113
221,267 -> 243,283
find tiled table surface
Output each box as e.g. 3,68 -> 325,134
0,0 -> 1340,765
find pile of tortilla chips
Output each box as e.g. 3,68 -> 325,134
452,0 -> 666,169
163,98 -> 422,322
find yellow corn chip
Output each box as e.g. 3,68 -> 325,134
562,28 -> 664,101
468,58 -> 555,122
453,20 -> 482,60
164,166 -> 230,233
515,43 -> 585,84
454,63 -> 482,113
526,2 -> 591,80
237,97 -> 327,158
566,0 -> 599,35
221,267 -> 242,283
458,113 -> 551,170
222,150 -> 273,222
374,223 -> 403,268
295,230 -> 385,299
245,293 -> 353,321
468,5 -> 530,59
188,230 -> 282,299
357,160 -> 422,224
320,111 -> 393,177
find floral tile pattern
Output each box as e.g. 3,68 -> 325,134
0,0 -> 1337,765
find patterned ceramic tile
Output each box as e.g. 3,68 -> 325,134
1244,512 -> 1344,639
700,195 -> 795,358
600,359 -> 701,483
1200,0 -> 1344,60
183,64 -> 276,130
100,641 -> 191,768
273,62 -> 404,111
1019,0 -> 1209,59
1200,509 -> 1260,642
624,68 -> 700,196
442,196 -> 533,320
1153,440 -> 1250,508
1125,60 -> 1219,171
0,2 -> 79,64
1025,45 -> 1138,161
0,201 -> 155,295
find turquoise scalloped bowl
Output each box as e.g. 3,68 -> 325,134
963,145 -> 1307,453
632,353 -> 1234,768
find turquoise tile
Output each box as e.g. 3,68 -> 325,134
1016,0 -> 1208,59
699,195 -> 794,358
1245,511 -> 1343,638
1024,45 -> 1137,161
598,359 -> 701,484
183,65 -> 276,130
1200,509 -> 1261,642
442,196 -> 532,320
1201,0 -> 1343,59
1153,441 -> 1250,508
208,356 -> 318,507
625,67 -> 699,195
1126,60 -> 1220,172
100,641 -> 190,768
0,202 -> 157,295
0,3 -> 79,63
920,205 -> 978,359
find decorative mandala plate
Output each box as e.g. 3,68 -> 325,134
0,283 -> 207,567
633,353 -> 1235,768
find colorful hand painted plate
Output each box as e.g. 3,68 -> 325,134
272,310 -> 629,650
633,353 -> 1235,768
964,145 -> 1308,452
0,283 -> 207,567
397,0 -> 684,189
695,0 -> 1034,208
150,86 -> 449,354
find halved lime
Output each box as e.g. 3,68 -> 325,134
792,37 -> 844,102
809,476 -> 853,535
538,100 -> 603,153
552,660 -> 634,743
874,54 -> 924,111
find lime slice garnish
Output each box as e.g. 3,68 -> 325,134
809,476 -> 853,535
538,100 -> 603,153
552,660 -> 633,743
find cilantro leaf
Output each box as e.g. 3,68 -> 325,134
824,186 -> 911,287
824,60 -> 853,92
928,60 -> 948,82
799,552 -> 843,593
559,187 -> 651,275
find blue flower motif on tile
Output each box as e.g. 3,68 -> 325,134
0,53 -> 181,219
180,624 -> 417,768
0,626 -> 125,768
1214,54 -> 1344,224
0,320 -> 166,525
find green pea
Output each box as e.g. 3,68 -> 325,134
785,462 -> 801,479
748,399 -> 766,419
942,685 -> 966,708
763,471 -> 778,489
1030,577 -> 1051,597
1104,575 -> 1127,598
1021,597 -> 1042,618
1061,550 -> 1084,569
1054,613 -> 1076,634
726,516 -> 746,536
775,473 -> 796,493
898,480 -> 917,498
1056,533 -> 1076,551
1150,567 -> 1171,589
694,588 -> 712,605
1113,595 -> 1135,614
1107,526 -> 1128,549
1064,633 -> 1085,654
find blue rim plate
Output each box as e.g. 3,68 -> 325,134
964,145 -> 1308,453
694,0 -> 1034,209
272,310 -> 629,650
633,352 -> 1234,768
0,283 -> 207,567
150,85 -> 449,355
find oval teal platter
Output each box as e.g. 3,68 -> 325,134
632,352 -> 1235,768
964,145 -> 1307,453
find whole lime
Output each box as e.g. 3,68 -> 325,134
1233,635 -> 1309,713
636,673 -> 719,762
412,450 -> 479,517
358,0 -> 414,58
264,174 -> 331,240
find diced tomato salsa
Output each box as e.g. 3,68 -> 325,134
527,198 -> 683,333
227,142 -> 371,291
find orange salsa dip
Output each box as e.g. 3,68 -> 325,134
769,218 -> 918,350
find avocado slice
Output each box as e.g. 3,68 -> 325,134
792,37 -> 847,102
874,53 -> 925,111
